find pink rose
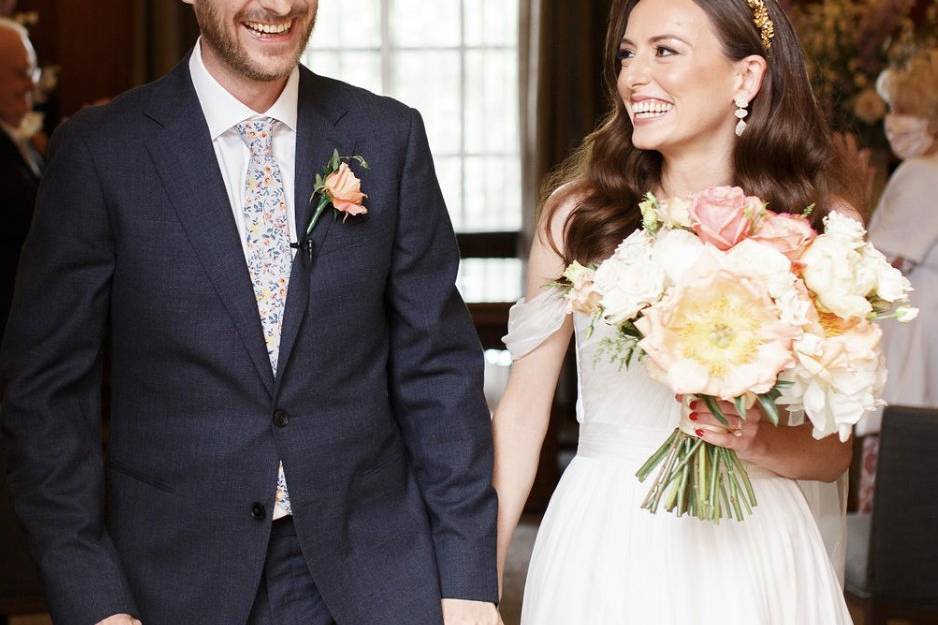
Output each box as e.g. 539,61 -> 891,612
750,211 -> 817,261
324,163 -> 368,218
688,186 -> 759,251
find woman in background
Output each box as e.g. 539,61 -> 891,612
867,48 -> 938,422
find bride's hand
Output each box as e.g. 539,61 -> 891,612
687,398 -> 767,463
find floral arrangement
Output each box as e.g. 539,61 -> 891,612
554,187 -> 917,522
786,0 -> 937,148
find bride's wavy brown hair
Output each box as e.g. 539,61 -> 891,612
544,0 -> 847,265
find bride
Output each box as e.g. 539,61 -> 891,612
493,0 -> 858,622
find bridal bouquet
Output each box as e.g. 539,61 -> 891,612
554,186 -> 917,522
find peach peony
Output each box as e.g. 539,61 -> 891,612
323,163 -> 368,218
750,211 -> 818,261
687,186 -> 761,251
635,264 -> 797,400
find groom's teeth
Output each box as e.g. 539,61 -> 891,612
245,21 -> 292,35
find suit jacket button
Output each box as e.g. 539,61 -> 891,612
251,502 -> 265,520
273,409 -> 289,428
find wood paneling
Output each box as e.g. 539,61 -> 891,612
19,0 -> 136,116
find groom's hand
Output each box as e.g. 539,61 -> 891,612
96,614 -> 142,625
441,598 -> 503,625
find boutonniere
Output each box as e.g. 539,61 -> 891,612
293,149 -> 369,265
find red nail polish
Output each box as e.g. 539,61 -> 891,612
695,428 -> 705,437
689,412 -> 698,421
691,400 -> 699,410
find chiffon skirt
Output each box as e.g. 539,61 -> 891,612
520,423 -> 853,624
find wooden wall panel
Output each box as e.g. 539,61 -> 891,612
19,0 -> 135,116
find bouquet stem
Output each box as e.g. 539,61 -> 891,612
636,428 -> 758,522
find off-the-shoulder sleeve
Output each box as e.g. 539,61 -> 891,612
502,289 -> 570,360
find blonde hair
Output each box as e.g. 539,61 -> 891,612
877,48 -> 938,131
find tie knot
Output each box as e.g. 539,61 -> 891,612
236,117 -> 277,156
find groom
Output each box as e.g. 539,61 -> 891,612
0,1 -> 500,624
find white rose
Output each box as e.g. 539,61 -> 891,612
593,249 -> 665,325
658,197 -> 693,229
801,235 -> 876,319
612,229 -> 655,264
823,210 -> 867,246
723,239 -> 814,328
861,244 -> 913,302
724,239 -> 795,298
650,228 -> 708,286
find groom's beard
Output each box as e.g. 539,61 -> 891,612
194,1 -> 318,82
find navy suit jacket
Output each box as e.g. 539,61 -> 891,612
0,58 -> 497,625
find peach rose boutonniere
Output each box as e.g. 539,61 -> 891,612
323,162 -> 368,220
294,149 -> 369,264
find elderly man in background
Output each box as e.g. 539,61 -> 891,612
0,14 -> 46,623
0,17 -> 41,341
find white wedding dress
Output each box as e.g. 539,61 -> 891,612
505,290 -> 853,624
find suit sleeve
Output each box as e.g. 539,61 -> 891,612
0,117 -> 139,625
385,108 -> 499,603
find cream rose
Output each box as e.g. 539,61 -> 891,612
593,231 -> 665,324
651,228 -> 708,286
658,196 -> 693,229
800,235 -> 877,320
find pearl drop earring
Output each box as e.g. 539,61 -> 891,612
734,95 -> 749,136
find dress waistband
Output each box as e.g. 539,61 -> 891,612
576,421 -> 777,479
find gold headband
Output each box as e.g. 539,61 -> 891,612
746,0 -> 775,51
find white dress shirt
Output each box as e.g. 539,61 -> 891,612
189,39 -> 300,254
1,119 -> 41,177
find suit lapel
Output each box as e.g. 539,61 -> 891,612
274,68 -> 354,396
143,60 -> 275,396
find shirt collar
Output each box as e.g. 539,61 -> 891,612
189,38 -> 299,140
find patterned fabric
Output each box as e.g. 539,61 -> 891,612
237,117 -> 293,518
857,434 -> 880,513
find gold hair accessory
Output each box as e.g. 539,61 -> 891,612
746,0 -> 775,51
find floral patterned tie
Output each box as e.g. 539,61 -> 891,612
237,117 -> 292,518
